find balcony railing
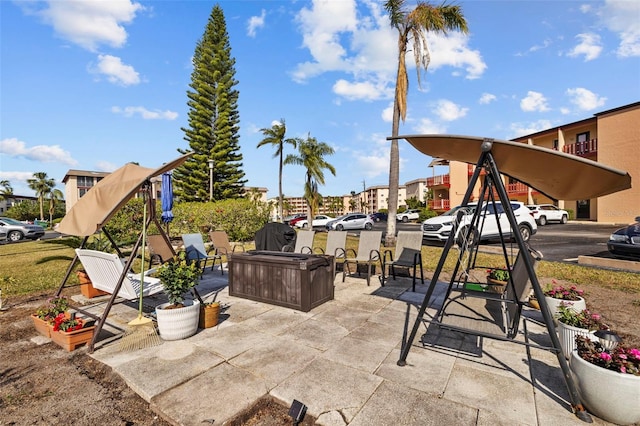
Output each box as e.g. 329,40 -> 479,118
426,174 -> 450,187
563,138 -> 598,157
428,199 -> 450,211
507,182 -> 529,195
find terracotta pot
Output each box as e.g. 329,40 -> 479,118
31,314 -> 53,338
50,326 -> 96,351
570,350 -> 640,425
77,271 -> 108,299
199,303 -> 220,329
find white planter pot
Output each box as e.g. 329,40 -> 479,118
557,321 -> 596,359
544,295 -> 586,325
570,350 -> 640,425
156,300 -> 200,341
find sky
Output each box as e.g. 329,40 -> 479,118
1,0 -> 639,201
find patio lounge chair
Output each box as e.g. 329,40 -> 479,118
75,249 -> 163,300
313,230 -> 347,276
181,233 -> 220,272
147,234 -> 176,269
208,230 -> 245,275
381,231 -> 424,291
285,230 -> 315,254
342,231 -> 383,286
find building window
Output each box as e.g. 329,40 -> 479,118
553,139 -> 558,150
77,176 -> 95,198
576,131 -> 590,155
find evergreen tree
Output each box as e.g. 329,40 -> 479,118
174,4 -> 245,202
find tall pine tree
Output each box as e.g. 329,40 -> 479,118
174,4 -> 246,201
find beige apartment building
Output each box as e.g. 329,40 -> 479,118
427,102 -> 639,224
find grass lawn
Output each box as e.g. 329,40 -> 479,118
2,235 -> 639,299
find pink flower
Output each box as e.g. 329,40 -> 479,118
590,314 -> 601,321
620,366 -> 627,374
600,352 -> 612,362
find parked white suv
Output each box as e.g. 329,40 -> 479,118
396,209 -> 421,223
421,201 -> 537,246
526,204 -> 569,226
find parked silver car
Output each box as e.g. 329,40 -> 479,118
0,217 -> 45,242
325,213 -> 374,231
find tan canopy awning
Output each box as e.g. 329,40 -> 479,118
396,134 -> 631,200
57,153 -> 191,237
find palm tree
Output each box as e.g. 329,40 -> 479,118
257,119 -> 298,222
0,180 -> 14,202
27,172 -> 56,220
383,0 -> 468,246
284,134 -> 336,220
48,189 -> 64,224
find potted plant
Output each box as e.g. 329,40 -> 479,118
486,267 -> 509,293
50,312 -> 96,351
155,251 -> 201,340
570,335 -> 640,424
31,296 -> 70,338
557,305 -> 608,359
543,281 -> 586,323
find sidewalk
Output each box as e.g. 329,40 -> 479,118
81,268 -> 614,426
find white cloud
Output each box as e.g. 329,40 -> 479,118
34,0 -> 144,52
111,106 -> 178,120
510,120 -> 554,138
352,134 -> 390,179
0,138 -> 77,166
247,9 -> 266,38
598,0 -> 640,58
520,91 -> 550,112
479,93 -> 496,104
381,102 -> 394,123
567,33 -> 602,61
413,118 -> 447,134
95,161 -> 118,172
0,171 -> 35,183
433,100 -> 468,121
565,88 -> 607,111
90,54 -> 140,86
332,79 -> 389,101
292,0 -> 486,101
528,38 -> 552,53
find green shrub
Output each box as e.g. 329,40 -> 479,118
418,208 -> 438,222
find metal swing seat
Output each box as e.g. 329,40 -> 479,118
392,134 -> 632,424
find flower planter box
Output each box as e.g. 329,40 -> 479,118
229,251 -> 334,312
199,303 -> 220,329
557,321 -> 596,359
50,326 -> 96,351
156,301 -> 200,341
486,277 -> 507,294
77,271 -> 108,299
544,295 -> 586,325
31,314 -> 53,338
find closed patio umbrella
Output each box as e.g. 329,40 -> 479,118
161,172 -> 174,235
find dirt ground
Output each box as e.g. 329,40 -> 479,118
1,277 -> 637,425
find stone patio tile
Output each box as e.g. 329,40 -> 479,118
270,357 -> 383,423
444,362 -> 536,425
349,380 -> 478,426
283,316 -> 350,351
114,343 -> 224,402
151,362 -> 269,425
321,335 -> 394,373
375,348 -> 456,396
230,335 -> 321,388
241,307 -> 313,336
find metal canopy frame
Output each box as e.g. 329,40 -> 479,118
396,139 -> 592,422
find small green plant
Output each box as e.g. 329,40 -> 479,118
156,251 -> 201,307
487,268 -> 510,281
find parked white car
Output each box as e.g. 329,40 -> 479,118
421,201 -> 537,246
526,204 -> 569,226
396,209 -> 421,223
296,214 -> 335,229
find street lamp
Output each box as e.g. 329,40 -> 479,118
208,159 -> 214,201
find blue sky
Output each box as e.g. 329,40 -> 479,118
1,0 -> 639,200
